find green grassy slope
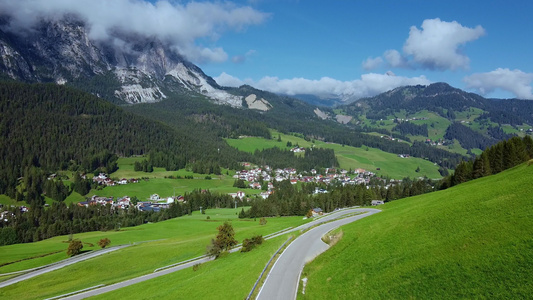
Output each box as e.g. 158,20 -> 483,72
93,234 -> 293,300
300,163 -> 533,299
0,208 -> 308,299
227,131 -> 441,179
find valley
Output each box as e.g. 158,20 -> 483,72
1,4 -> 532,299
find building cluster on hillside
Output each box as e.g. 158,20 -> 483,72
424,138 -> 450,146
230,165 -> 382,200
76,193 -> 185,212
91,173 -> 139,187
392,117 -> 429,122
0,205 -> 30,221
380,135 -> 402,142
290,147 -> 306,153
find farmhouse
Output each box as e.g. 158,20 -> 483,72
311,207 -> 323,216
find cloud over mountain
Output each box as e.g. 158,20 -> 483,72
363,18 -> 485,71
215,72 -> 431,100
0,0 -> 268,63
464,68 -> 533,100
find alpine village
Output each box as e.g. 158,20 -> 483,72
0,2 -> 531,299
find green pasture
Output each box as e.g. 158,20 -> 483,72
300,163 -> 533,299
315,141 -> 440,178
0,194 -> 17,207
93,234 -> 294,300
109,156 -> 176,179
86,175 -> 257,201
0,208 -> 309,299
227,131 -> 441,179
410,112 -> 451,141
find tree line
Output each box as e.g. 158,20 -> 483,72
241,177 -> 438,218
443,136 -> 533,188
0,186 -> 247,246
0,82 -> 339,201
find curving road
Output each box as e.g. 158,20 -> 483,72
59,207 -> 376,299
256,208 -> 380,300
0,207 -> 378,299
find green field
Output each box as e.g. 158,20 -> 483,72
0,158 -> 256,206
0,194 -> 17,207
86,175 -> 261,201
110,156 -> 179,179
93,234 -> 293,300
300,163 -> 533,299
0,208 -> 309,299
227,131 -> 442,179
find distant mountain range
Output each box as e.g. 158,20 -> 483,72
332,82 -> 533,154
2,11 -> 533,164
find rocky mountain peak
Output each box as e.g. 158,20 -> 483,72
0,14 -> 242,106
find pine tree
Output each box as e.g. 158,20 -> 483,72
206,222 -> 237,258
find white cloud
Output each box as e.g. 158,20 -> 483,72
216,72 -> 431,100
362,57 -> 383,70
403,18 -> 485,70
463,68 -> 533,99
364,18 -> 485,71
384,49 -> 406,68
214,72 -> 245,87
0,0 -> 269,63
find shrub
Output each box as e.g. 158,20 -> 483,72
192,263 -> 201,271
241,235 -> 264,252
67,239 -> 83,256
98,238 -> 111,248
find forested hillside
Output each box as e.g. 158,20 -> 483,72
130,85 -> 465,171
0,82 -> 339,201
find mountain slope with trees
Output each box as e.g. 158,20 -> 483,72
338,82 -> 533,154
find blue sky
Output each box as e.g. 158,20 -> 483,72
3,0 -> 532,100
197,0 -> 533,100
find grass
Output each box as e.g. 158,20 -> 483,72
314,141 -> 441,179
91,234 -> 295,300
110,157 -> 177,179
86,175 -> 259,201
227,131 -> 441,179
0,208 -> 309,299
0,194 -> 17,207
299,163 -> 533,299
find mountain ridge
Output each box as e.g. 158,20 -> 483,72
0,14 -> 241,105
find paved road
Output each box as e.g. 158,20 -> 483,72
0,244 -> 131,289
59,255 -> 216,300
59,208 -> 371,299
256,208 -> 381,300
0,207 -> 376,299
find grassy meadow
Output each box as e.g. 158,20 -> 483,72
0,208 -> 309,299
0,157 -> 257,206
299,163 -> 533,299
92,234 -> 294,300
227,131 -> 442,179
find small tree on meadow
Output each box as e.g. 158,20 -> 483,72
206,221 -> 237,259
67,239 -> 83,257
98,238 -> 111,248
